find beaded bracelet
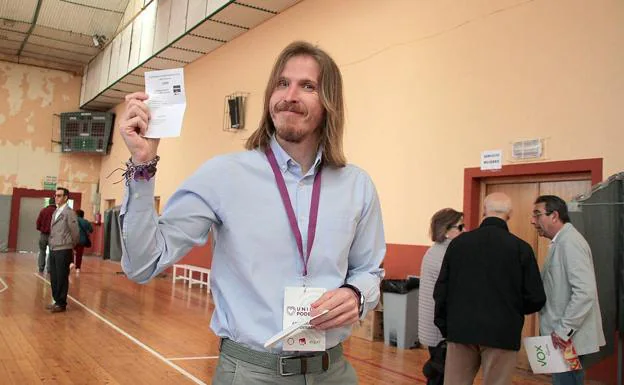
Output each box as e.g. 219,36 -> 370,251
123,156 -> 160,184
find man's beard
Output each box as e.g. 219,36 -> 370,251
272,101 -> 307,143
276,124 -> 305,143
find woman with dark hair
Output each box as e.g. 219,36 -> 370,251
418,208 -> 464,385
73,209 -> 93,275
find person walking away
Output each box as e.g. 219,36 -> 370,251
36,197 -> 56,273
434,193 -> 546,385
74,209 -> 93,275
419,208 -> 464,385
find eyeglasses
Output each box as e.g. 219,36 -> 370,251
531,211 -> 552,218
449,224 -> 465,231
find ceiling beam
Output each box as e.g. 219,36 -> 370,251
17,0 -> 43,56
59,0 -> 124,15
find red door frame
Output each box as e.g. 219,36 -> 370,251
463,158 -> 603,230
8,187 -> 82,252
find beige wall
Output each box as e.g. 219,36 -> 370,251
99,0 -> 624,245
0,61 -> 100,220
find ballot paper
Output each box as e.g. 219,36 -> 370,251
264,309 -> 329,349
524,336 -> 571,374
144,68 -> 186,138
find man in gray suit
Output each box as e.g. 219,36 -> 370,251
47,187 -> 79,313
531,195 -> 606,385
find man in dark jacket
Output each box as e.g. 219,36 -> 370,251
433,192 -> 546,385
73,209 -> 93,275
36,197 -> 56,273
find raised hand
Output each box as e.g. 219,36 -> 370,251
119,92 -> 160,164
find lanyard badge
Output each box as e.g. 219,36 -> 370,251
265,147 -> 322,276
283,286 -> 326,351
267,148 -> 326,351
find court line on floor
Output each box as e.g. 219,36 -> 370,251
343,353 -> 424,383
33,273 -> 207,385
0,277 -> 7,293
167,356 -> 219,361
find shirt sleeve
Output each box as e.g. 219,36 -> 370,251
67,209 -> 80,246
344,173 -> 386,318
120,168 -> 220,284
36,211 -> 43,231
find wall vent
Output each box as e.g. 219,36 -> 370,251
512,139 -> 543,160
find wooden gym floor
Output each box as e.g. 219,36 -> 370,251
0,252 -> 554,384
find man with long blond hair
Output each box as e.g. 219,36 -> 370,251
117,41 -> 385,384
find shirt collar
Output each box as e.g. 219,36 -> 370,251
439,238 -> 452,246
479,216 -> 509,231
269,135 -> 323,175
550,223 -> 570,244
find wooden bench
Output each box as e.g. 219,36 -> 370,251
188,265 -> 211,293
172,264 -> 190,284
172,264 -> 210,293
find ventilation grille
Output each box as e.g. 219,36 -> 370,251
512,139 -> 543,160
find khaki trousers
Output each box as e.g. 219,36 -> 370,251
211,351 -> 357,385
444,342 -> 517,385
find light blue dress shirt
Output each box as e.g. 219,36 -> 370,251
120,136 -> 386,352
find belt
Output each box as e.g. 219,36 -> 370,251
219,338 -> 343,376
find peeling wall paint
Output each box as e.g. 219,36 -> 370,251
25,111 -> 34,133
0,174 -> 18,196
0,63 -> 26,116
0,61 -> 102,220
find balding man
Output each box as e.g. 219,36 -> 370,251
433,193 -> 546,385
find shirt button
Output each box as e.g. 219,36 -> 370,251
133,193 -> 139,199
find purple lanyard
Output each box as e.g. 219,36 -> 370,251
266,147 -> 322,276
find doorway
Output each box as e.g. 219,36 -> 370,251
481,175 -> 592,369
481,175 -> 592,268
17,197 -> 48,253
16,197 -> 75,252
8,188 -> 82,252
464,158 -> 602,370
